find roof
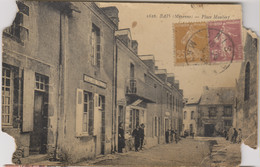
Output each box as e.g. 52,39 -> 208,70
185,97 -> 200,105
199,87 -> 235,105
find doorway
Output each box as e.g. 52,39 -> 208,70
204,124 -> 215,137
30,91 -> 48,154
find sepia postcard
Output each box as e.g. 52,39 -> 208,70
0,1 -> 259,167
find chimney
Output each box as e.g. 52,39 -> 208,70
155,69 -> 167,82
174,80 -> 179,89
115,29 -> 132,48
131,40 -> 138,54
101,6 -> 119,27
139,55 -> 155,73
167,73 -> 175,86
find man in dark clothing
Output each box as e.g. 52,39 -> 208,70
170,129 -> 174,143
118,122 -> 125,153
132,125 -> 140,151
175,130 -> 179,144
232,128 -> 238,143
139,124 -> 145,150
165,129 -> 169,144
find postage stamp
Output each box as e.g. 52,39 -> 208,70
174,20 -> 243,65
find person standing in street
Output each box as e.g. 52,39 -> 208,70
175,130 -> 179,144
232,128 -> 238,143
132,125 -> 140,152
165,129 -> 169,144
170,128 -> 174,143
237,129 -> 242,144
118,122 -> 125,153
139,124 -> 145,150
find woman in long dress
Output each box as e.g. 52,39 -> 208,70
118,122 -> 125,153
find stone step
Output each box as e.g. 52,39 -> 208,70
20,154 -> 48,165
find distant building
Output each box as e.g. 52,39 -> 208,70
182,97 -> 200,136
197,87 -> 235,137
233,30 -> 258,148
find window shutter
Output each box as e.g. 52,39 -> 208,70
22,69 -> 35,132
76,89 -> 84,136
97,45 -> 101,68
93,93 -> 99,136
88,94 -> 94,135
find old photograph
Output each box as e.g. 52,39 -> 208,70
1,1 -> 259,166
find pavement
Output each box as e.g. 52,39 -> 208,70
76,137 -> 241,166
16,137 -> 241,166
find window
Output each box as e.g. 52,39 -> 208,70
83,92 -> 91,132
190,124 -> 193,133
172,96 -> 175,110
35,73 -> 48,92
4,1 -> 29,41
184,111 -> 187,120
191,111 -> 194,120
223,106 -> 232,117
244,62 -> 250,101
166,92 -> 169,108
130,63 -> 135,79
176,99 -> 178,112
98,95 -> 105,110
170,94 -> 172,110
155,116 -> 158,136
129,109 -> 139,131
224,120 -> 232,127
76,89 -> 94,136
91,24 -> 101,67
2,67 -> 13,125
208,107 -> 217,118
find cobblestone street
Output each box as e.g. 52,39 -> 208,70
74,137 -> 241,166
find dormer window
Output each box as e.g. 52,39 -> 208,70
4,1 -> 29,43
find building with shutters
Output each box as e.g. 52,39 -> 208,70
2,1 -> 185,164
2,1 -> 64,159
197,86 -> 235,137
2,1 -> 118,163
182,97 -> 200,136
115,28 -> 184,149
232,30 -> 258,148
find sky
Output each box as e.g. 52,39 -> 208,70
100,3 -> 243,98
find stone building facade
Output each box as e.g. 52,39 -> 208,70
197,87 -> 235,137
1,1 -> 184,164
2,1 -> 66,159
182,97 -> 200,136
233,30 -> 258,148
115,28 -> 184,149
2,1 -> 118,163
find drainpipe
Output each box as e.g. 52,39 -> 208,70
114,40 -> 118,152
53,10 -> 63,160
160,84 -> 163,144
111,35 -> 118,153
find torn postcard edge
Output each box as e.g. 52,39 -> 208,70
0,1 -> 259,166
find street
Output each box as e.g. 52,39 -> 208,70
75,137 -> 241,166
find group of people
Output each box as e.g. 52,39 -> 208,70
165,129 -> 180,144
132,124 -> 145,151
223,128 -> 242,144
118,123 -> 145,153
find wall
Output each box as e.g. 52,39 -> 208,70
197,105 -> 233,136
183,104 -> 198,136
57,2 -> 116,162
2,1 -> 61,159
234,30 -> 258,148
